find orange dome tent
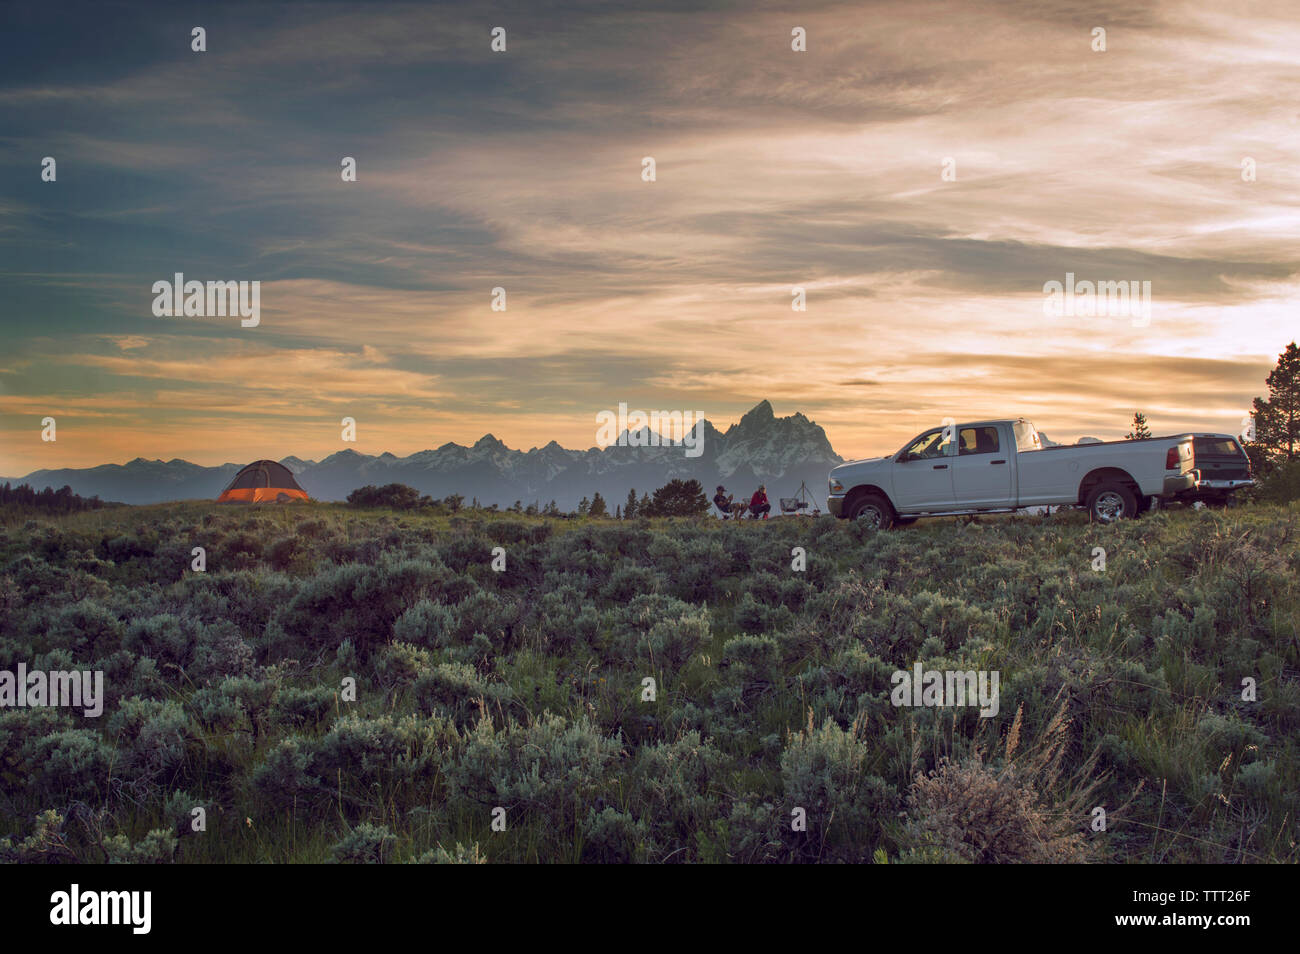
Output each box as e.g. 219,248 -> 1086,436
217,460 -> 310,503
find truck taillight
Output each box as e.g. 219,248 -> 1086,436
1165,446 -> 1181,469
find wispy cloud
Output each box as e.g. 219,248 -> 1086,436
1,0 -> 1296,472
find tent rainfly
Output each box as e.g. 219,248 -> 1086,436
217,460 -> 309,503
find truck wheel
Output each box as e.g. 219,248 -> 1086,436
1086,481 -> 1138,523
848,494 -> 894,530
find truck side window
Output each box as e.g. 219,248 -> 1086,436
958,426 -> 999,456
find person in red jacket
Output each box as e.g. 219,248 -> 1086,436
749,485 -> 771,519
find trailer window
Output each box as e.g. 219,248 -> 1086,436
1193,437 -> 1243,457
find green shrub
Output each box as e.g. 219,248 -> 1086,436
270,685 -> 335,729
310,713 -> 454,801
733,592 -> 793,634
414,662 -> 511,726
373,641 -> 433,689
608,594 -> 709,670
108,696 -> 192,787
781,717 -> 896,861
601,564 -> 663,603
192,620 -> 256,682
627,732 -> 726,856
49,599 -> 122,655
328,823 -> 399,863
104,828 -> 178,864
271,556 -> 445,660
0,810 -> 78,863
392,600 -> 457,649
447,714 -> 620,820
123,613 -> 197,669
581,806 -> 648,863
411,841 -> 487,864
25,729 -> 114,804
252,737 -> 320,808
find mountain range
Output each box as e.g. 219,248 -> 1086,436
2,401 -> 844,510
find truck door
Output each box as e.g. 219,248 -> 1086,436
951,425 -> 1015,508
892,427 -> 956,511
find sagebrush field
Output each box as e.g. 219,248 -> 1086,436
1,502 -> 1297,863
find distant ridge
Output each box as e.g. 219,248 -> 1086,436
2,401 -> 843,509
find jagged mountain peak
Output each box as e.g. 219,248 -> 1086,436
738,399 -> 775,424
6,400 -> 842,508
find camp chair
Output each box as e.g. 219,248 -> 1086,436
779,481 -> 819,516
720,500 -> 748,519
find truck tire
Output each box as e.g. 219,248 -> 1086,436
1086,481 -> 1138,523
848,493 -> 895,530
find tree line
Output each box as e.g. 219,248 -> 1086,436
0,482 -> 113,514
346,478 -> 711,518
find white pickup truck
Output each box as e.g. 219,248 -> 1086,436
827,418 -> 1253,528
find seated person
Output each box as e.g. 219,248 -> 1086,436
749,485 -> 771,519
714,485 -> 742,518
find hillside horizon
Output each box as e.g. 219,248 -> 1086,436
2,400 -> 847,508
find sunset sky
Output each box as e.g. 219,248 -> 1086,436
2,0 -> 1298,475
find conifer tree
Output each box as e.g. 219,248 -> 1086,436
1126,412 -> 1152,440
